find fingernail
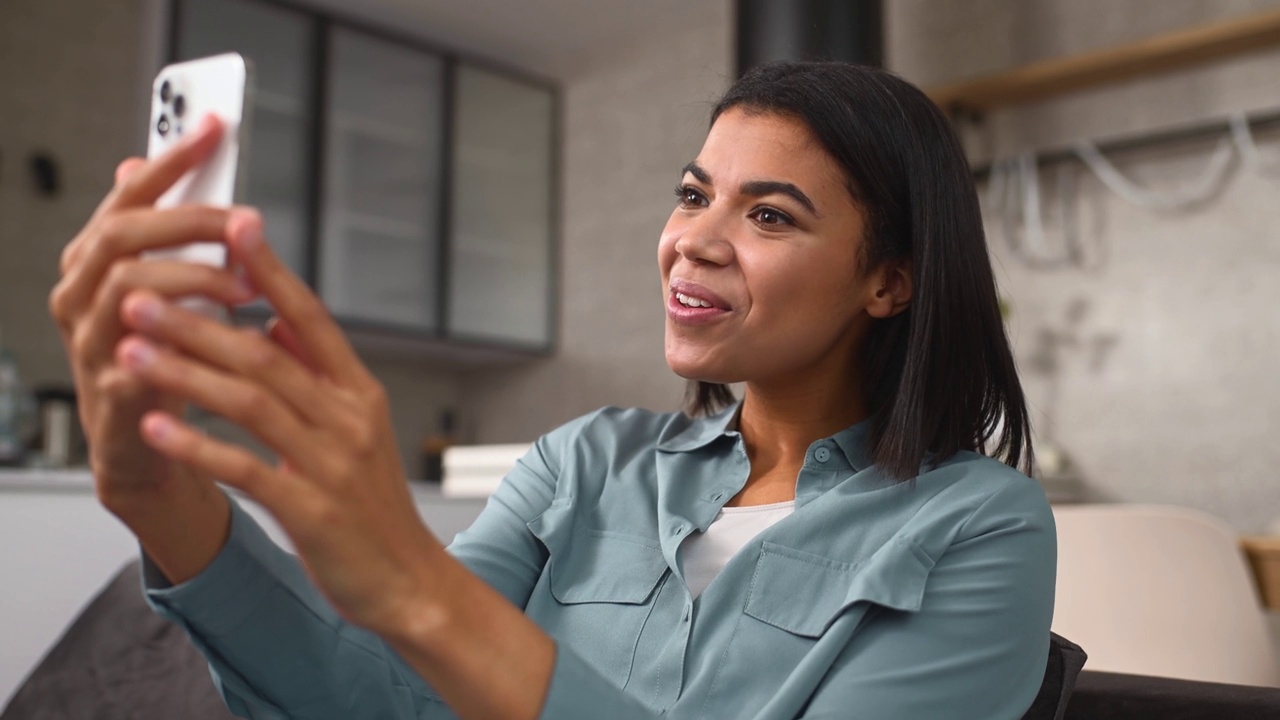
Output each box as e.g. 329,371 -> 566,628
231,209 -> 263,251
127,296 -> 163,327
123,340 -> 157,369
198,114 -> 220,134
143,415 -> 173,442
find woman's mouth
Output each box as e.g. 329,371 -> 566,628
667,281 -> 731,325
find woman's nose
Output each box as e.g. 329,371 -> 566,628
673,216 -> 734,266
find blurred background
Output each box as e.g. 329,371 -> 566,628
1,0 -> 1280,712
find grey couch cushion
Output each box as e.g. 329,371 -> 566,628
1,561 -> 235,720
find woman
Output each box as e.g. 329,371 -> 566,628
50,62 -> 1055,719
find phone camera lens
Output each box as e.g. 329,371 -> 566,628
157,114 -> 170,137
160,80 -> 172,102
173,95 -> 186,118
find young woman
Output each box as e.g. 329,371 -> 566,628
50,62 -> 1055,719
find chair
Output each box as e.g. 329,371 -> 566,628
1052,504 -> 1280,686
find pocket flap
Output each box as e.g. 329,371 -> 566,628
745,537 -> 934,638
529,506 -> 668,605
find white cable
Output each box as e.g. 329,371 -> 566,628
1018,153 -> 1048,257
1071,137 -> 1235,210
985,156 -> 1012,212
1229,113 -> 1280,175
987,153 -> 1079,271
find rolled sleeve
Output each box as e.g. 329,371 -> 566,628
142,496 -> 448,718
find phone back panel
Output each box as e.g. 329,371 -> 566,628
146,53 -> 249,267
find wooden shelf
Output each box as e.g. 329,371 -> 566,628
928,8 -> 1280,114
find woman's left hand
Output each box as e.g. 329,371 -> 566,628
116,208 -> 442,636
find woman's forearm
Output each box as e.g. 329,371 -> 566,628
106,466 -> 232,585
381,546 -> 557,720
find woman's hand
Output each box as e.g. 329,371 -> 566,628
49,116 -> 256,510
115,211 -> 443,634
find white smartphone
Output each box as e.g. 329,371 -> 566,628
145,53 -> 254,312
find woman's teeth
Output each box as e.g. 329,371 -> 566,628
676,292 -> 713,309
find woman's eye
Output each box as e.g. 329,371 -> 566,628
674,185 -> 708,208
751,207 -> 794,227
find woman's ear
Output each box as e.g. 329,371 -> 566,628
866,258 -> 913,319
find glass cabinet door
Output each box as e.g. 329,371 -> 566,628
319,28 -> 445,331
447,65 -> 555,347
176,0 -> 315,280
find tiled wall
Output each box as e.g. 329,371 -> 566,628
0,0 -> 153,389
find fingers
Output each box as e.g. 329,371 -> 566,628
119,337 -> 326,478
102,115 -> 224,213
120,292 -> 344,428
51,205 -> 237,326
227,209 -> 371,389
115,157 -> 147,186
266,316 -> 319,372
139,410 -> 298,511
68,259 -> 253,371
59,147 -> 209,275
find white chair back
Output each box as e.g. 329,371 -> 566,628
1052,504 -> 1280,686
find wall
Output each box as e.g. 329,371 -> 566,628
0,0 -> 461,476
887,0 -> 1280,533
458,1 -> 734,443
0,0 -> 154,388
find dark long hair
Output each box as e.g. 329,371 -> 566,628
685,61 -> 1033,479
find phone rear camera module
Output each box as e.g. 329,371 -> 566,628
173,95 -> 186,118
157,114 -> 171,137
160,80 -> 172,103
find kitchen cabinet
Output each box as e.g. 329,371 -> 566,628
171,0 -> 558,359
320,27 -> 445,331
449,65 -> 556,347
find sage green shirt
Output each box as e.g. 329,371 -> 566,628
144,404 -> 1056,719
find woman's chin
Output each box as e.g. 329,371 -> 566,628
665,351 -> 736,384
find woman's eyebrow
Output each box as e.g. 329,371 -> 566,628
740,180 -> 820,218
681,161 -> 712,185
680,161 -> 821,218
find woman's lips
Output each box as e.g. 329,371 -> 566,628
669,279 -> 730,310
666,282 -> 732,325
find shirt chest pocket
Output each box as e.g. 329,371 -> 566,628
526,510 -> 669,688
701,538 -> 935,719
744,537 -> 934,638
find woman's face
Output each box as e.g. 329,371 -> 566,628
659,108 -> 880,386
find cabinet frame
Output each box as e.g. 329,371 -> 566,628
166,0 -> 561,360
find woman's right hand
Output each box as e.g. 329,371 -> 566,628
48,116 -> 256,513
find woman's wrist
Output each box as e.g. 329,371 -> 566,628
109,469 -> 233,586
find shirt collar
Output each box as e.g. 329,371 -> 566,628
658,401 -> 877,472
656,402 -> 741,453
830,418 -> 876,473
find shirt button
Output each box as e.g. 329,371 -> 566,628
814,446 -> 832,463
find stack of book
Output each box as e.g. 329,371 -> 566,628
441,443 -> 531,498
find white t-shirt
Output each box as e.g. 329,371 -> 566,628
680,500 -> 796,598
